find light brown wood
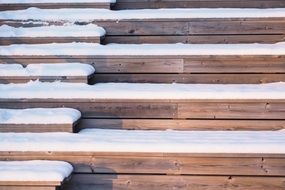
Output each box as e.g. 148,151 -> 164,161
64,174 -> 285,190
0,100 -> 284,119
0,187 -> 55,190
77,118 -> 285,131
0,3 -> 111,11
0,123 -> 74,133
1,152 -> 285,176
0,37 -> 102,45
0,76 -> 89,84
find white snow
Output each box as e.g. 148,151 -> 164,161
0,108 -> 81,124
0,0 -> 115,4
1,42 -> 285,56
0,24 -> 106,37
0,8 -> 285,21
0,160 -> 73,182
0,129 -> 284,154
0,63 -> 95,76
0,81 -> 284,100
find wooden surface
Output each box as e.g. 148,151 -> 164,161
1,55 -> 284,84
0,187 -> 56,190
0,123 -> 74,133
114,0 -> 285,9
77,118 -> 285,131
0,99 -> 284,120
1,151 -> 285,176
64,174 -> 285,190
0,37 -> 102,45
0,3 -> 111,11
103,34 -> 285,44
0,76 -> 90,84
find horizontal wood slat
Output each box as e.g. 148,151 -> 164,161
114,0 -> 285,9
64,174 -> 285,190
1,152 -> 285,176
0,186 -> 56,190
0,100 -> 284,119
0,37 -> 102,45
77,118 -> 285,131
103,34 -> 285,44
0,3 -> 111,11
0,123 -> 74,133
92,73 -> 285,84
0,76 -> 90,84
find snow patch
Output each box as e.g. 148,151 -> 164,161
0,63 -> 95,76
0,8 -> 285,21
0,108 -> 81,124
1,42 -> 285,56
0,129 -> 284,154
0,24 -> 106,37
0,81 -> 284,99
0,160 -> 73,182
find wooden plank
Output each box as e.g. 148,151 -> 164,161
103,34 -> 285,44
64,174 -> 285,190
0,181 -> 60,186
0,100 -> 284,119
0,76 -> 89,84
0,3 -> 110,11
1,152 -> 285,176
0,123 -> 73,133
0,186 -> 55,190
114,0 -> 285,9
1,55 -> 284,74
0,37 -> 102,45
94,19 -> 285,36
178,102 -> 285,119
91,73 -> 285,84
77,118 -> 285,131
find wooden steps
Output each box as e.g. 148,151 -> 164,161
0,129 -> 284,190
0,24 -> 105,45
0,8 -> 284,44
0,43 -> 284,84
0,108 -> 81,133
0,63 -> 95,84
0,160 -> 73,190
114,0 -> 285,9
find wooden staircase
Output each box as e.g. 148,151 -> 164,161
0,0 -> 284,190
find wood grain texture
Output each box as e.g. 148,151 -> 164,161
77,118 -> 285,131
1,152 -> 285,176
0,187 -> 55,190
0,76 -> 89,84
103,34 -> 285,44
0,3 -> 111,11
0,100 -> 284,119
114,0 -> 285,9
91,73 -> 285,84
0,37 -> 102,45
1,55 -> 284,74
0,123 -> 74,133
64,174 -> 285,190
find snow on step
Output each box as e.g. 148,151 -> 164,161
0,81 -> 284,99
0,24 -> 106,38
0,63 -> 95,76
0,108 -> 81,124
0,129 -> 285,154
0,160 -> 73,182
0,0 -> 116,4
0,8 -> 285,21
1,42 -> 285,55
